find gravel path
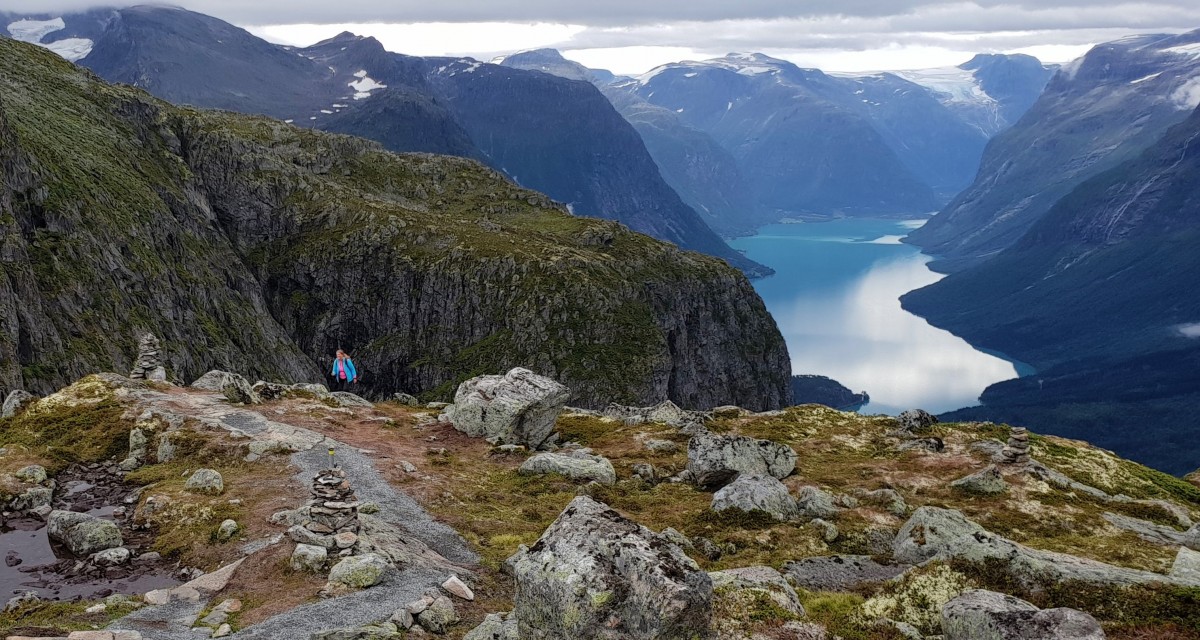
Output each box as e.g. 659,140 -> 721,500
109,390 -> 478,640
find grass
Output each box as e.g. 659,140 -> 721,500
0,599 -> 140,637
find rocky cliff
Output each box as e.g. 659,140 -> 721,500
0,38 -> 790,410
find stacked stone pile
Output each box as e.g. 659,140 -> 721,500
129,333 -> 166,382
308,468 -> 360,537
1000,427 -> 1031,464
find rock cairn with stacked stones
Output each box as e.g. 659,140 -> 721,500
1000,427 -> 1031,464
308,468 -> 360,543
129,333 -> 166,381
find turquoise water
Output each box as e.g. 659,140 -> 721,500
731,219 -> 1026,415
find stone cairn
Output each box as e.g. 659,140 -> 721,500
129,333 -> 166,381
1000,427 -> 1031,464
308,468 -> 360,538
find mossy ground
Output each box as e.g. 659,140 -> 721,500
0,599 -> 141,637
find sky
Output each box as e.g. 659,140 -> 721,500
8,1 -> 1200,73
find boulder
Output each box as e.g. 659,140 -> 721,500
11,486 -> 53,511
950,465 -> 1008,494
710,474 -> 797,521
14,464 -> 47,484
184,468 -> 224,495
686,431 -> 797,489
251,381 -> 290,400
709,565 -> 804,617
519,451 -> 616,485
892,507 -> 986,565
463,612 -> 519,640
941,589 -> 1105,640
47,510 -> 123,556
327,553 -> 389,588
2,389 -> 37,418
506,496 -> 712,639
93,547 -> 131,567
416,595 -> 458,633
1171,547 -> 1200,583
896,409 -> 938,434
853,488 -> 908,517
330,392 -> 373,408
442,575 -> 475,601
711,405 -> 750,419
444,368 -> 569,448
783,555 -> 911,591
215,519 -> 239,542
795,485 -> 840,520
191,370 -> 260,405
291,544 -> 328,572
393,392 -> 420,406
291,383 -> 332,398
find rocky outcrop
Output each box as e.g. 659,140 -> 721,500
710,474 -> 797,521
896,409 -> 938,434
2,389 -> 36,418
709,565 -> 804,617
893,507 -> 987,565
463,612 -> 519,640
0,36 -> 791,413
784,555 -> 911,591
941,590 -> 1105,640
519,451 -> 616,485
685,431 -> 797,489
191,371 -> 259,405
445,368 -> 569,448
47,510 -> 123,556
795,485 -> 840,520
506,496 -> 713,639
950,465 -> 1008,494
1171,547 -> 1200,583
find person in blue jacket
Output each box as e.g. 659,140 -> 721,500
331,349 -> 358,392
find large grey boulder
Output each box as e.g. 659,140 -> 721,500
291,544 -> 327,572
519,451 -> 616,485
463,612 -> 519,640
893,507 -> 986,565
47,510 -> 123,556
444,368 -> 569,448
327,553 -> 389,589
783,555 -> 911,591
1171,547 -> 1200,583
709,565 -> 804,617
942,589 -> 1105,640
795,485 -> 840,519
191,370 -> 260,405
686,431 -> 797,489
896,409 -> 938,434
2,390 -> 36,418
184,468 -> 224,495
711,474 -> 797,521
507,496 -> 713,639
330,392 -> 373,408
11,486 -> 53,511
950,465 -> 1008,494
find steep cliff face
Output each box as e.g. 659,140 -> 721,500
0,38 -> 791,409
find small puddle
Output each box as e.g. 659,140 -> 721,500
1,464 -> 180,601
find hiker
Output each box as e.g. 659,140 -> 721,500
331,349 -> 358,392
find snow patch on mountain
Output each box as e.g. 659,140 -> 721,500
7,17 -> 93,62
1163,42 -> 1200,60
893,66 -> 992,106
349,70 -> 386,100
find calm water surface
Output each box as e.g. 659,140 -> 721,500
731,218 -> 1028,415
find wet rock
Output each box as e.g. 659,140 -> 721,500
191,370 -> 260,405
710,473 -> 797,521
896,409 -> 938,434
330,392 -> 373,408
519,451 -> 616,485
327,553 -> 389,588
686,431 -> 797,489
292,544 -> 328,572
185,468 -> 224,495
442,574 -> 474,600
784,555 -> 911,591
950,465 -> 1008,494
893,507 -> 986,565
463,612 -> 519,640
709,565 -> 804,617
12,485 -> 53,511
506,496 -> 712,639
215,519 -> 239,542
941,589 -> 1105,640
2,389 -> 37,418
47,510 -> 123,556
416,595 -> 458,633
15,464 -> 47,484
444,368 -> 569,448
795,485 -> 840,520
93,547 -> 131,566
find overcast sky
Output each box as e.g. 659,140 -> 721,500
10,1 -> 1200,73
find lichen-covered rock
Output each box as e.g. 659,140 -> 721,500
893,507 -> 986,565
416,595 -> 458,633
330,391 -> 373,408
1171,547 -> 1200,583
950,465 -> 1008,494
327,553 -> 389,588
215,519 -> 239,542
463,612 -> 519,640
710,474 -> 797,521
11,485 -> 52,511
393,392 -> 420,406
709,565 -> 804,617
47,510 -> 123,556
784,555 -> 911,591
519,451 -> 616,485
445,368 -> 569,448
1,390 -> 36,418
184,468 -> 224,495
795,485 -> 840,520
291,544 -> 328,572
853,488 -> 908,517
941,589 -> 1105,640
506,496 -> 713,639
93,546 -> 131,567
896,409 -> 939,434
686,431 -> 797,488
191,370 -> 260,405
14,464 -> 46,484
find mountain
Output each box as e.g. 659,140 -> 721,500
893,53 -> 1056,137
907,30 -> 1200,270
3,6 -> 768,277
499,49 -> 768,236
903,104 -> 1200,474
0,36 -> 792,410
625,53 -> 940,218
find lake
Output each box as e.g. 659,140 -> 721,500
730,218 -> 1028,415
